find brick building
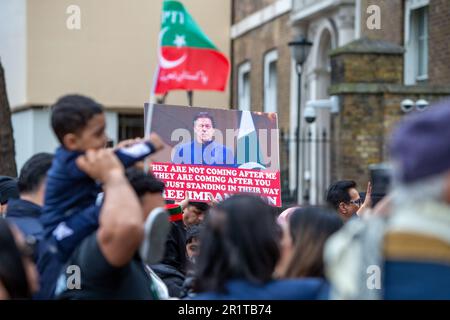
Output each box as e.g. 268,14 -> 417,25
360,0 -> 450,86
331,0 -> 450,194
231,0 -> 450,207
230,0 -> 295,203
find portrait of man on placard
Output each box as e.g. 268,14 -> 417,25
171,112 -> 236,167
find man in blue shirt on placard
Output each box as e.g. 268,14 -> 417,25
172,112 -> 235,167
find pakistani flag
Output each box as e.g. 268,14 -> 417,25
154,0 -> 230,94
236,111 -> 266,170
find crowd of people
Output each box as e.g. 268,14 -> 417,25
0,94 -> 449,300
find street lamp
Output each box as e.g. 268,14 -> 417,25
288,36 -> 313,204
289,37 -> 313,68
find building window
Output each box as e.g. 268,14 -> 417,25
405,0 -> 429,84
118,114 -> 144,142
264,50 -> 278,113
238,62 -> 251,111
416,6 -> 428,80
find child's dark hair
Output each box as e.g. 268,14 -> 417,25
51,94 -> 104,144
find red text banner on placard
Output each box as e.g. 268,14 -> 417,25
151,162 -> 281,207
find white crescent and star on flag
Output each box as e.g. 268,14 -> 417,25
158,26 -> 187,69
173,34 -> 186,48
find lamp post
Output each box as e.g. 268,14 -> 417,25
288,36 -> 313,204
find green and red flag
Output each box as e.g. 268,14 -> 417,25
154,0 -> 230,94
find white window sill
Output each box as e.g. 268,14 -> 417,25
416,74 -> 428,82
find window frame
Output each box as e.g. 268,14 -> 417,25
404,0 -> 429,84
237,61 -> 251,111
263,49 -> 278,114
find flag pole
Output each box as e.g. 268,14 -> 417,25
158,92 -> 168,104
144,64 -> 160,174
187,90 -> 193,106
144,0 -> 167,174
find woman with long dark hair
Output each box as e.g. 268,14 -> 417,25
0,219 -> 39,299
283,206 -> 343,278
193,195 -> 329,299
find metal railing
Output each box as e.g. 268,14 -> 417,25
279,127 -> 331,208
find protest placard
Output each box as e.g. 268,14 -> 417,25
145,104 -> 281,206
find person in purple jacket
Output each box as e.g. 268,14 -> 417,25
36,94 -> 163,298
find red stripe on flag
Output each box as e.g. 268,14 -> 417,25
155,47 -> 230,94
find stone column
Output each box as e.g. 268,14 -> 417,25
329,38 -> 404,187
334,5 -> 356,46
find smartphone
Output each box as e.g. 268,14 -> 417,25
369,163 -> 392,207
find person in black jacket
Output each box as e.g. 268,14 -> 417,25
160,202 -> 209,274
152,202 -> 209,297
180,224 -> 202,298
5,153 -> 53,241
0,176 -> 19,216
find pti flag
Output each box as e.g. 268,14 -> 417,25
154,0 -> 230,94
